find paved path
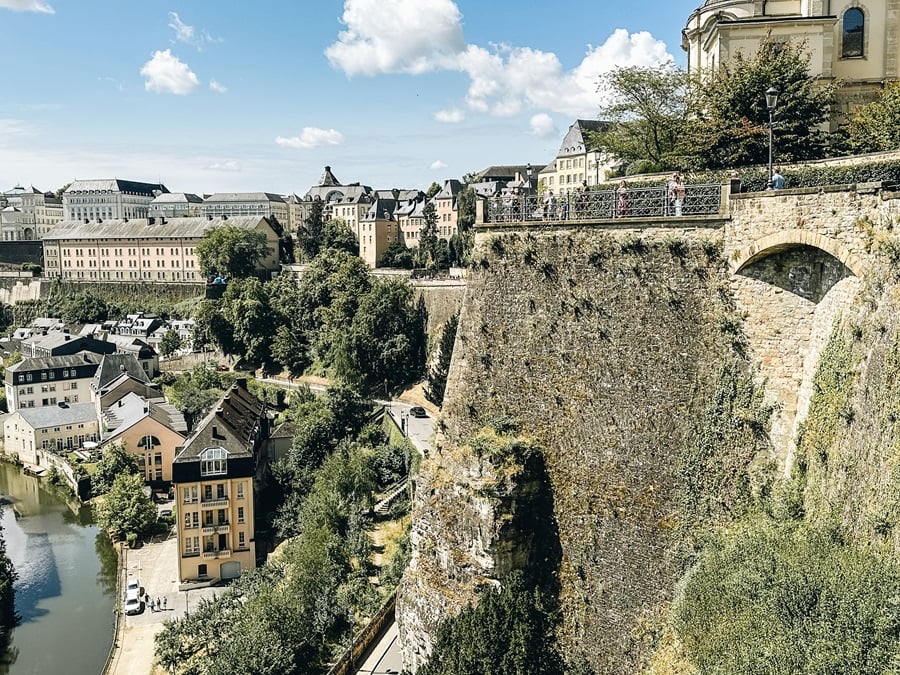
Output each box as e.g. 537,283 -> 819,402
355,620 -> 404,674
107,518 -> 222,674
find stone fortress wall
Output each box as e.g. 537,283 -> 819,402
398,182 -> 900,672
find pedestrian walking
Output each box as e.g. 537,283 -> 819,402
155,596 -> 161,612
616,180 -> 629,217
770,166 -> 785,190
163,596 -> 167,611
668,172 -> 686,216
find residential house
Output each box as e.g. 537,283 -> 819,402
539,120 -> 615,196
5,353 -> 100,410
101,392 -> 187,485
172,379 -> 268,582
4,402 -> 99,466
359,194 -> 401,268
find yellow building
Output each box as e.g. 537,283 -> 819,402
172,379 -> 268,583
683,0 -> 899,117
42,215 -> 280,283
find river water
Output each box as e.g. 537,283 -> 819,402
0,462 -> 116,675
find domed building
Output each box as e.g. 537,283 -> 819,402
683,0 -> 893,119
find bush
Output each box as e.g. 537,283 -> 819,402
676,515 -> 900,674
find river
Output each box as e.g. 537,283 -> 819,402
0,462 -> 116,675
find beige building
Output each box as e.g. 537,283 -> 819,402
101,392 -> 187,484
201,193 -> 290,229
4,402 -> 99,466
683,0 -> 897,116
172,379 -> 268,583
539,120 -> 616,195
1,186 -> 63,240
42,215 -> 280,283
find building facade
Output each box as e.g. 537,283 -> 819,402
172,379 -> 267,583
42,215 -> 280,283
683,0 -> 899,117
201,193 -> 290,228
539,120 -> 615,195
5,353 -> 99,410
0,186 -> 63,240
148,193 -> 203,219
62,179 -> 168,222
4,402 -> 99,465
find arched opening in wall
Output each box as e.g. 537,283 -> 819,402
733,244 -> 860,472
735,244 -> 854,302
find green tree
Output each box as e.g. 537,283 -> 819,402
457,186 -> 476,232
843,81 -> 900,152
419,572 -> 566,675
220,278 -> 275,369
297,199 -> 325,262
591,62 -> 688,172
683,37 -> 835,169
164,362 -> 232,426
0,522 -> 17,643
320,219 -> 358,256
333,279 -> 427,391
378,240 -> 415,269
426,182 -> 442,198
195,224 -> 272,278
417,203 -> 440,269
92,441 -> 140,497
192,299 -> 238,355
425,312 -> 458,407
59,290 -> 109,323
158,329 -> 182,358
94,473 -> 158,542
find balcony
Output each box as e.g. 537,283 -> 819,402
201,549 -> 231,560
201,523 -> 230,535
200,497 -> 228,509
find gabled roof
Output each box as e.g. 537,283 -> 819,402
317,166 -> 341,187
102,392 -> 187,440
7,352 -> 100,374
174,379 -> 266,463
556,119 -> 610,157
94,353 -> 150,390
150,192 -> 203,204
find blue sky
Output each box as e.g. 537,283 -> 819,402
0,0 -> 690,196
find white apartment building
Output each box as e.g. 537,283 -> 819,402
4,402 -> 99,465
63,179 -> 168,222
539,120 -> 617,195
5,353 -> 100,411
1,185 -> 63,240
148,193 -> 203,219
201,193 -> 290,228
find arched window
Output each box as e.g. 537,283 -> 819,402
842,7 -> 864,58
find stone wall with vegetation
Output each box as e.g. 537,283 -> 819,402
399,185 -> 900,673
398,221 -> 778,672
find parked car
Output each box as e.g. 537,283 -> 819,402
126,577 -> 141,594
409,406 -> 428,418
124,588 -> 142,615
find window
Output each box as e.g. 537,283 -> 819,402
216,483 -> 226,499
200,447 -> 228,476
237,506 -> 245,524
239,532 -> 245,548
843,8 -> 864,58
185,537 -> 200,555
184,511 -> 199,529
237,482 -> 244,499
183,486 -> 198,503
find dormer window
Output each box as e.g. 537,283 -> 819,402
200,447 -> 228,476
842,8 -> 864,58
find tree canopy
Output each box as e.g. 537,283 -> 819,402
842,81 -> 900,153
195,224 -> 271,278
591,63 -> 688,173
682,37 -> 835,169
93,472 -> 158,542
92,441 -> 140,497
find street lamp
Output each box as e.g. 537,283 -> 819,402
525,163 -> 534,220
765,86 -> 779,189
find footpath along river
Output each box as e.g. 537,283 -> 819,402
0,462 -> 116,674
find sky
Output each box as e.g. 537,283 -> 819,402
0,0 -> 692,196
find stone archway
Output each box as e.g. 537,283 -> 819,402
730,235 -> 863,472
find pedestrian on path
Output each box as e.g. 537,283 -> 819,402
155,597 -> 161,612
163,596 -> 167,611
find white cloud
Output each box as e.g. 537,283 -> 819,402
275,127 -> 345,149
430,160 -> 448,170
207,160 -> 241,172
209,79 -> 227,93
0,0 -> 54,13
325,3 -> 672,120
434,108 -> 465,124
0,118 -> 29,137
140,50 -> 200,95
529,114 -> 557,138
326,0 -> 465,76
168,12 -> 220,50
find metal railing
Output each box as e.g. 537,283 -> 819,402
484,183 -> 723,224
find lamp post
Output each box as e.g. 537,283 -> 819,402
525,163 -> 533,220
765,86 -> 779,189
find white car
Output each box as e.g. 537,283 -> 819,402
126,578 -> 141,594
124,588 -> 142,615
